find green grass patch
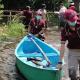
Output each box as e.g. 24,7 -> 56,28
7,22 -> 25,37
47,12 -> 59,26
0,22 -> 26,41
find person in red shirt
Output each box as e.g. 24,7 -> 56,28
22,6 -> 33,29
58,8 -> 80,80
28,12 -> 46,41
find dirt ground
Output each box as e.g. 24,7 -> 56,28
0,29 -> 61,80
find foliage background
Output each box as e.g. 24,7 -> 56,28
0,0 -> 66,11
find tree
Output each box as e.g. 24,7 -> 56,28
2,0 -> 32,10
1,0 -> 77,11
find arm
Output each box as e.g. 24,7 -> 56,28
34,27 -> 45,37
57,41 -> 66,70
57,28 -> 67,69
43,20 -> 48,33
54,11 -> 59,15
28,20 -> 32,33
28,25 -> 31,33
39,27 -> 45,34
59,41 -> 66,61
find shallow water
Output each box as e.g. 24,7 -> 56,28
0,29 -> 60,80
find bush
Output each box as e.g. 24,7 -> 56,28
47,12 -> 59,27
7,22 -> 25,37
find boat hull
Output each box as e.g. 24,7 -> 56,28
16,57 -> 61,80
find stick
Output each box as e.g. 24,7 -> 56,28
29,37 -> 51,66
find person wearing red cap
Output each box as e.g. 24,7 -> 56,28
58,8 -> 80,80
68,2 -> 76,11
69,2 -> 75,7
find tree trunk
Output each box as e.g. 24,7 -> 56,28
73,0 -> 79,12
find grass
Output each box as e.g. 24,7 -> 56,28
0,21 -> 26,42
7,22 -> 25,37
0,8 -> 26,41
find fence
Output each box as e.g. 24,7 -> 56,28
0,10 -> 22,24
0,10 -> 59,28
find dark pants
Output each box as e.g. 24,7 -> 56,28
59,21 -> 66,30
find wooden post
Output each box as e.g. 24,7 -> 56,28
10,11 -> 12,23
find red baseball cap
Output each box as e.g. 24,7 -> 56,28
65,9 -> 78,22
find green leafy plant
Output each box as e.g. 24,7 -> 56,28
7,22 -> 25,37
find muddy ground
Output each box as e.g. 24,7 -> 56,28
0,28 -> 61,80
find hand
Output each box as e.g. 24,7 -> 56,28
27,33 -> 32,38
57,62 -> 62,70
35,34 -> 39,37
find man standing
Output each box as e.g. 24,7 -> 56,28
22,6 -> 33,29
58,7 -> 80,80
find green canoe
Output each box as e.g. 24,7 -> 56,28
15,34 -> 61,80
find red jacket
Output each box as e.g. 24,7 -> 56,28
61,22 -> 80,49
29,18 -> 46,35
